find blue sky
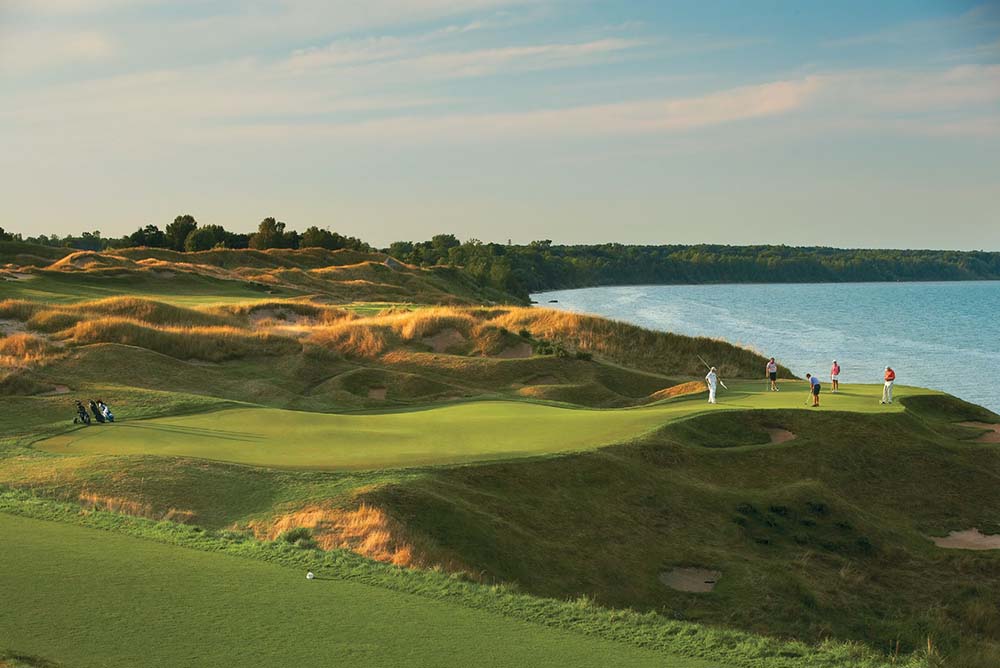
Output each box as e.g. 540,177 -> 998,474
1,1 -> 998,249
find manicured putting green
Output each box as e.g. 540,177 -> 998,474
0,513 -> 712,668
36,382 -> 928,470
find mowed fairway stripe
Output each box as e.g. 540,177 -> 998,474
0,514 -> 715,668
35,382 -> 922,470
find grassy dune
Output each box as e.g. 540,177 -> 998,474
1,247 -> 510,305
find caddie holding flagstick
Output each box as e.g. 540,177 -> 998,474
705,366 -> 719,404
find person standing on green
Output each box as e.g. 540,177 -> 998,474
806,373 -> 821,407
766,358 -> 779,392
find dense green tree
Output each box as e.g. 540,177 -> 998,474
128,224 -> 167,248
0,227 -> 12,242
184,225 -> 227,251
249,217 -> 287,250
301,226 -> 370,251
165,215 -> 198,251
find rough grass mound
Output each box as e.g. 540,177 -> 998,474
3,297 -> 234,331
0,333 -> 56,367
68,318 -> 300,361
492,308 -> 781,378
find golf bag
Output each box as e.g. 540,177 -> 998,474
99,402 -> 115,423
74,401 -> 91,425
89,400 -> 106,424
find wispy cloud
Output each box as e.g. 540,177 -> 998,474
823,3 -> 1000,51
0,29 -> 114,75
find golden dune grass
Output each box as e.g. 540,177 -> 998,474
649,380 -> 707,401
0,332 -> 56,367
308,320 -> 392,358
251,503 -> 458,569
0,299 -> 39,321
78,491 -> 197,524
69,317 -> 300,361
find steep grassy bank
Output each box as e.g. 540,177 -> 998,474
364,397 -> 1000,665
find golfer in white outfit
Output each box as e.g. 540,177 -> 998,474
705,367 -> 719,404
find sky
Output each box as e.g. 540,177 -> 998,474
1,1 -> 998,250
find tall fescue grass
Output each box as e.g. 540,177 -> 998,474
0,333 -> 55,367
305,306 -> 774,376
69,318 -> 300,362
252,503 -> 460,570
78,491 -> 197,524
217,300 -> 355,326
492,307 -> 781,378
0,299 -> 37,321
3,296 -> 233,331
308,320 -> 394,358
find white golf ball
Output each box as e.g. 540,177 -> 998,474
306,571 -> 315,580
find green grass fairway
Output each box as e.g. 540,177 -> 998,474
0,513 -> 713,668
35,381 -> 928,470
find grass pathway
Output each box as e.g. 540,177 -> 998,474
34,381 -> 931,470
0,513 -> 716,668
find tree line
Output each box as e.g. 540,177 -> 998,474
0,216 -> 369,253
3,223 -> 998,300
384,237 -> 1000,299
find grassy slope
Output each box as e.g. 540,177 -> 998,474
0,513 -> 709,668
32,381 -> 921,470
367,395 -> 1000,665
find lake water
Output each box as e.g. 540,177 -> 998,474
532,282 -> 1000,414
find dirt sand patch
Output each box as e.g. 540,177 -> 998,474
660,567 -> 721,593
368,387 -> 387,400
766,428 -> 797,444
422,328 -> 466,353
250,308 -> 306,326
932,528 -> 1000,550
959,422 -> 1000,443
649,381 -> 705,401
0,319 -> 28,335
40,385 -> 70,396
493,341 -> 533,359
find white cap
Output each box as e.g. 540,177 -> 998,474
832,360 -> 837,363
885,366 -> 890,370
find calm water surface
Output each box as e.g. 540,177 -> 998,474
533,282 -> 1000,413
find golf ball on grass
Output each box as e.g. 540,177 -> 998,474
306,571 -> 315,580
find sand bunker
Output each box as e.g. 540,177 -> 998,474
368,387 -> 387,400
660,567 -> 721,593
959,422 -> 1000,443
932,528 -> 1000,550
493,341 -> 533,359
766,428 -> 797,444
422,328 -> 466,353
